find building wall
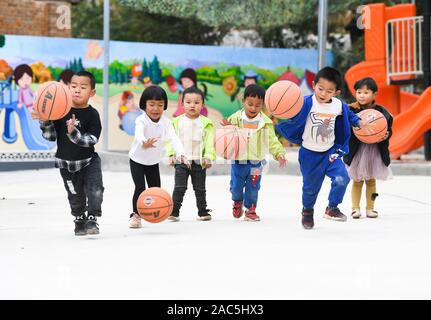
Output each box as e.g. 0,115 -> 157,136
0,0 -> 72,37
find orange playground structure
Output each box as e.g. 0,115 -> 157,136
345,3 -> 431,159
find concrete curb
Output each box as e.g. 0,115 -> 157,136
99,151 -> 431,176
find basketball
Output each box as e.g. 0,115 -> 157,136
215,125 -> 247,160
35,81 -> 72,121
137,187 -> 173,223
353,109 -> 388,144
265,80 -> 304,119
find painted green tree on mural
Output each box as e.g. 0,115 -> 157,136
66,58 -> 84,73
0,35 -> 5,48
109,60 -> 130,84
149,56 -> 163,84
141,58 -> 149,80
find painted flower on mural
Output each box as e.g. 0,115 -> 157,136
223,76 -> 238,96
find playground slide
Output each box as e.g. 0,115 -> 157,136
345,60 -> 402,115
389,87 -> 431,158
16,105 -> 55,150
3,102 -> 55,151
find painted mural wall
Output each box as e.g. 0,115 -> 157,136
0,34 -> 331,153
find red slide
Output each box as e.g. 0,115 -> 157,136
389,87 -> 431,158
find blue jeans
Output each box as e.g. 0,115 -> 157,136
230,160 -> 264,209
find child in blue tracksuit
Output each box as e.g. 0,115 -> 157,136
276,67 -> 367,229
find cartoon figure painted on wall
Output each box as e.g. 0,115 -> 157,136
131,64 -> 142,85
58,69 -> 75,85
118,91 -> 138,130
233,70 -> 261,110
0,64 -> 54,150
143,76 -> 153,88
119,91 -> 141,136
172,68 -> 209,117
2,64 -> 34,143
15,64 -> 34,110
243,71 -> 259,87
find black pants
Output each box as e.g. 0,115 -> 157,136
60,154 -> 104,217
130,159 -> 161,214
172,162 -> 207,217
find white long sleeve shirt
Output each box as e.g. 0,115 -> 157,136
129,112 -> 185,165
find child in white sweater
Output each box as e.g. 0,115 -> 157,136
129,85 -> 190,228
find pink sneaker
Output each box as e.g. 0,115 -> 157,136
129,213 -> 142,228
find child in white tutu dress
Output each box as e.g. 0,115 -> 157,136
343,77 -> 393,219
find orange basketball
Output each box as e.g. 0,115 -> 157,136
353,109 -> 388,144
35,81 -> 72,121
137,187 -> 173,223
265,80 -> 304,119
215,125 -> 247,160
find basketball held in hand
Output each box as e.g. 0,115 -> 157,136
215,125 -> 247,160
35,81 -> 72,121
265,80 -> 304,119
353,109 -> 388,144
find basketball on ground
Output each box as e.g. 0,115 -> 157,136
137,187 -> 173,223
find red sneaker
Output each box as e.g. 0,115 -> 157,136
245,205 -> 260,222
324,207 -> 347,222
232,201 -> 244,219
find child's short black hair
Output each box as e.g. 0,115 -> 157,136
244,84 -> 265,100
74,70 -> 96,89
58,69 -> 75,85
182,86 -> 205,102
354,77 -> 378,93
314,67 -> 343,90
13,64 -> 33,83
139,85 -> 168,110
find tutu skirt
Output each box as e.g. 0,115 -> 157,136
347,143 -> 393,182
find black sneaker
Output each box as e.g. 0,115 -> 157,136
324,207 -> 347,221
74,215 -> 87,236
197,209 -> 212,221
86,215 -> 99,235
301,208 -> 314,229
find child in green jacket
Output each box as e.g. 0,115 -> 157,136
222,84 -> 287,221
166,87 -> 216,222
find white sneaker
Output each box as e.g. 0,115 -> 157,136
366,209 -> 378,218
351,208 -> 361,219
197,214 -> 212,221
129,213 -> 142,228
168,215 -> 180,222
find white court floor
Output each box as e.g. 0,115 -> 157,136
0,169 -> 430,299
